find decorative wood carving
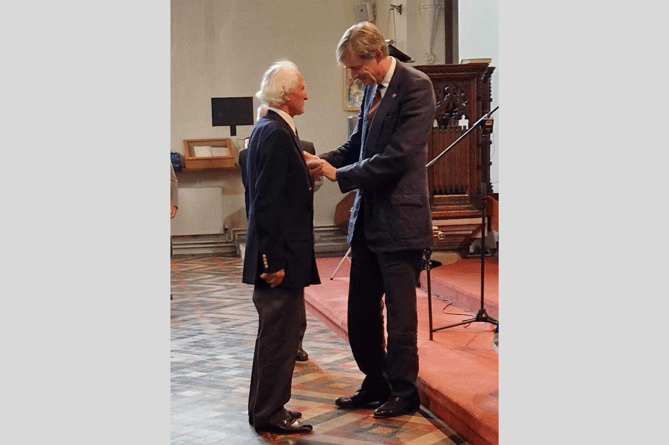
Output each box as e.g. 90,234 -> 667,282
416,63 -> 495,251
415,63 -> 494,205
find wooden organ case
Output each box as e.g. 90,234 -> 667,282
415,63 -> 495,252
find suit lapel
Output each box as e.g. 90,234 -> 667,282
266,110 -> 311,190
363,63 -> 404,157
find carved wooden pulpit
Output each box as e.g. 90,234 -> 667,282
415,63 -> 495,252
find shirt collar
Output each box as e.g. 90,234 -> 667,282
267,107 -> 296,135
377,56 -> 396,97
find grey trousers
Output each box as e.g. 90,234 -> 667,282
248,285 -> 302,427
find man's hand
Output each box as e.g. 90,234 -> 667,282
260,269 -> 285,288
304,151 -> 337,182
303,151 -> 323,182
302,151 -> 319,163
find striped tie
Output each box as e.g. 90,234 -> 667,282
367,86 -> 383,125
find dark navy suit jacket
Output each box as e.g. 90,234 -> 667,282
240,140 -> 316,218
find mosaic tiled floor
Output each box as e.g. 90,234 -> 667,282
171,255 -> 469,444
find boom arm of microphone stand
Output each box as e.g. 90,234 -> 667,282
425,106 -> 499,170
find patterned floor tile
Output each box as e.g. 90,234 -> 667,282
172,255 -> 468,444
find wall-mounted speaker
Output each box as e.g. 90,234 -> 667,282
355,2 -> 375,23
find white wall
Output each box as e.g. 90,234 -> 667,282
374,0 -> 446,67
172,0 -> 360,235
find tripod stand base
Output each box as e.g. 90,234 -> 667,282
432,307 -> 498,332
330,247 -> 351,280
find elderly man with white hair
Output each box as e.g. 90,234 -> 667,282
242,60 -> 320,435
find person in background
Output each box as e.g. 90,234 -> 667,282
171,163 -> 178,219
240,105 -> 321,363
305,21 -> 436,419
242,60 -> 320,435
171,163 -> 178,301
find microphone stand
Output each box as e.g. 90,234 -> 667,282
425,107 -> 499,339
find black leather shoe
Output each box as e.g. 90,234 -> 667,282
373,396 -> 420,418
255,417 -> 313,434
335,389 -> 389,409
296,349 -> 308,361
250,411 -> 301,426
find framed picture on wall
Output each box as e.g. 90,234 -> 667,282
344,68 -> 364,111
347,116 -> 358,136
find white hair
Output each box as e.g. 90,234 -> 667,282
255,60 -> 300,108
256,104 -> 268,121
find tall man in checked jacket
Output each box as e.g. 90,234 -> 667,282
305,22 -> 436,419
243,60 -> 320,435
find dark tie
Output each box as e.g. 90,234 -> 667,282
367,86 -> 383,125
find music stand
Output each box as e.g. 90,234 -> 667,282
426,107 -> 499,339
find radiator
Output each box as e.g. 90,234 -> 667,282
171,187 -> 224,236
